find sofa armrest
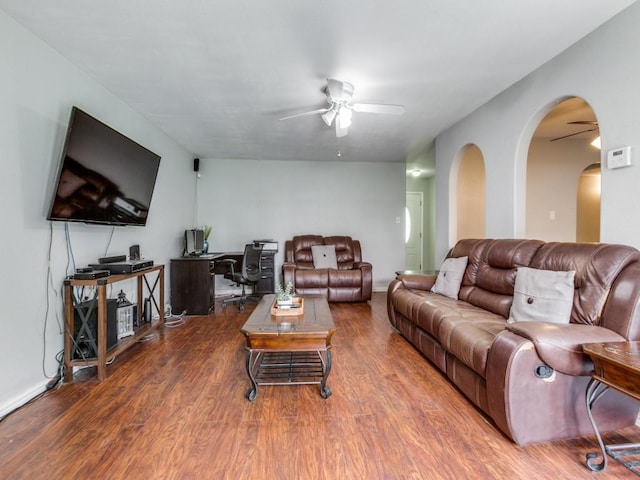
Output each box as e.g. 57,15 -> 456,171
398,273 -> 437,292
355,261 -> 373,300
282,262 -> 296,287
506,322 -> 626,376
353,261 -> 372,270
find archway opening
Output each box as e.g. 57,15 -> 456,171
576,163 -> 601,242
456,144 -> 486,241
526,97 -> 601,242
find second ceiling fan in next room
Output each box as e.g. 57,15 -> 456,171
550,120 -> 599,142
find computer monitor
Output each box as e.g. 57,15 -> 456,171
185,229 -> 205,256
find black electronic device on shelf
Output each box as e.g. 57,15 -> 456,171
73,269 -> 110,280
89,259 -> 154,274
98,254 -> 127,264
72,299 -> 118,359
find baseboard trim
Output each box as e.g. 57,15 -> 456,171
0,380 -> 48,419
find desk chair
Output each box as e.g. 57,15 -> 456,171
221,243 -> 264,310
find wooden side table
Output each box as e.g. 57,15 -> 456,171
63,265 -> 165,382
582,341 -> 640,474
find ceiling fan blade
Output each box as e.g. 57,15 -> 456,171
278,108 -> 330,121
550,127 -> 598,142
351,103 -> 405,115
568,120 -> 598,125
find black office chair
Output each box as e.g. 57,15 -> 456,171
221,243 -> 264,310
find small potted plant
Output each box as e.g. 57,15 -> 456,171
202,225 -> 212,253
276,281 -> 295,307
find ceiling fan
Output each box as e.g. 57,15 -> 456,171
550,120 -> 599,142
278,78 -> 405,137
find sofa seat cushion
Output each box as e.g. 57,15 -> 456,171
391,289 -> 506,376
292,268 -> 328,289
328,268 -> 362,287
390,288 -> 434,324
440,315 -> 507,377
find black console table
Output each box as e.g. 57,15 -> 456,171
63,265 -> 164,382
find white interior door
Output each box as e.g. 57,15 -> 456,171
405,192 -> 423,271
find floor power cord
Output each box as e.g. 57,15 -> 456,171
164,310 -> 188,328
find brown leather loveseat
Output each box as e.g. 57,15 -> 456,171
283,235 -> 372,302
387,238 -> 640,445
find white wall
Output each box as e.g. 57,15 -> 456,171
435,3 -> 640,263
196,158 -> 406,292
0,11 -> 195,416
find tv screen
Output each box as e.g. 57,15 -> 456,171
47,107 -> 161,226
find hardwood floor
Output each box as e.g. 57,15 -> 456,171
1,292 -> 638,479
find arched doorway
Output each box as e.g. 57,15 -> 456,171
576,163 -> 601,242
456,144 -> 486,241
526,97 -> 601,241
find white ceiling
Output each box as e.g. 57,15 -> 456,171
1,0 -> 636,172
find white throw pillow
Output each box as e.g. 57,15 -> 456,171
430,256 -> 468,300
311,245 -> 338,269
508,267 -> 575,324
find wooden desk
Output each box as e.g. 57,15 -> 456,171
170,256 -> 217,315
169,251 -> 277,315
212,250 -> 276,294
210,251 -> 243,275
583,341 -> 640,474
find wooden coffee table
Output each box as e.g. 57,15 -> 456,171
583,341 -> 640,474
240,294 -> 336,401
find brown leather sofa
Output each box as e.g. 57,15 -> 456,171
283,235 -> 372,302
387,238 -> 640,445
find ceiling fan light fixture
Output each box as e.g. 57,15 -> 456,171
338,108 -> 352,129
278,79 -> 405,138
590,136 -> 601,150
321,109 -> 336,126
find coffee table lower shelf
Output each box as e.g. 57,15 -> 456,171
245,350 -> 332,401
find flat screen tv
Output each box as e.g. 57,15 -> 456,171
47,107 -> 161,226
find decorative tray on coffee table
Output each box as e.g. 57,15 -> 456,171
271,297 -> 304,316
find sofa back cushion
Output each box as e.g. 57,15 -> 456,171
453,239 -> 543,318
443,238 -> 640,335
286,235 -> 361,270
529,242 -> 640,326
323,236 -> 360,269
289,235 -> 325,269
